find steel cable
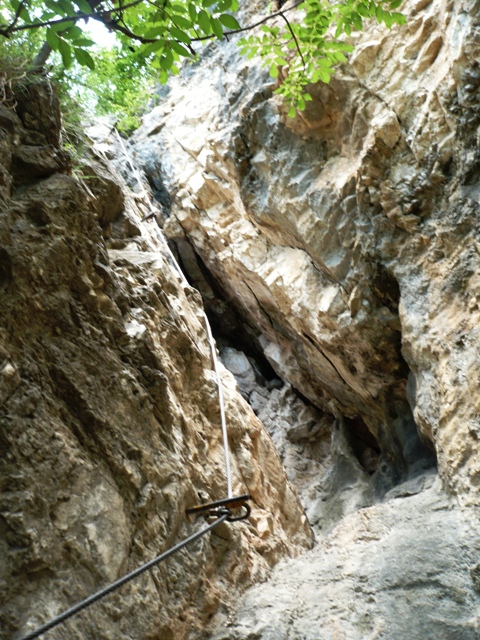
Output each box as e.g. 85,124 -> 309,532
17,513 -> 230,640
113,128 -> 233,498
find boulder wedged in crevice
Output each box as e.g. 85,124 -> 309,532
160,220 -> 436,512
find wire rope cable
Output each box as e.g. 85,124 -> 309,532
153,225 -> 232,498
112,128 -> 232,498
17,513 -> 230,640
204,317 -> 233,499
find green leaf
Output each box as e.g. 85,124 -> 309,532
357,3 -> 370,17
170,40 -> 191,56
333,51 -> 347,62
169,25 -> 191,43
39,10 -> 56,21
45,0 -> 63,13
50,19 -> 74,31
351,11 -> 362,30
72,37 -> 95,47
383,10 -> 393,27
392,11 -> 406,23
74,0 -> 92,13
298,96 -> 306,111
58,38 -> 73,68
74,47 -> 95,69
203,0 -> 217,6
318,57 -> 333,67
269,63 -> 279,78
210,17 -> 223,38
218,13 -> 241,29
318,68 -> 331,83
288,106 -> 296,118
375,5 -> 384,21
58,0 -> 76,16
197,9 -> 211,34
141,40 -> 165,56
172,15 -> 193,29
170,3 -> 188,13
46,28 -> 61,51
144,26 -> 167,37
63,25 -> 83,40
188,3 -> 197,22
389,0 -> 403,7
217,0 -> 233,10
161,48 -> 174,69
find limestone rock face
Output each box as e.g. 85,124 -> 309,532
127,0 -> 480,636
132,0 -> 480,502
0,81 -> 311,640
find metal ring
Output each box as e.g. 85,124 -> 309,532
226,503 -> 251,522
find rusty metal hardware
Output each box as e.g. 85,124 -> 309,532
186,494 -> 251,522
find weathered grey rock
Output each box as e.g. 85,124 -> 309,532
219,346 -> 377,533
0,80 -> 312,640
212,478 -> 480,640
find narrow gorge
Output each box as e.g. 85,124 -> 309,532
2,0 -> 480,638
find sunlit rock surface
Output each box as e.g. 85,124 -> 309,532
132,0 -> 480,501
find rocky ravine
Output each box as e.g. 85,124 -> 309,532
0,80 -> 312,640
125,0 -> 480,636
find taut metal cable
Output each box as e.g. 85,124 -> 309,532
113,128 -> 233,499
17,513 -> 229,640
204,317 -> 233,499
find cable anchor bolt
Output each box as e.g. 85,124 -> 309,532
186,494 -> 251,522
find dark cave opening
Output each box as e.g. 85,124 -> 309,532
170,236 -> 281,384
344,416 -> 381,475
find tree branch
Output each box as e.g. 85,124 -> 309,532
279,11 -> 305,68
0,0 -> 306,60
7,0 -> 28,33
189,0 -> 305,43
33,40 -> 52,66
99,17 -> 156,43
0,0 -> 146,36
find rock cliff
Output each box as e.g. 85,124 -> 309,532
0,79 -> 311,640
131,0 -> 480,502
125,0 -> 480,636
3,0 -> 480,636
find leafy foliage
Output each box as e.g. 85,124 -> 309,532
0,0 -> 406,119
239,0 -> 406,115
64,46 -> 159,134
0,31 -> 88,151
